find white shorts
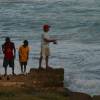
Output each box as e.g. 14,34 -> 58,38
41,47 -> 50,58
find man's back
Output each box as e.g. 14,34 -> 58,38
2,42 -> 15,60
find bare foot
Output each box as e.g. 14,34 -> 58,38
38,67 -> 44,70
7,76 -> 10,80
46,66 -> 53,70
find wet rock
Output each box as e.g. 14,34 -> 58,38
69,92 -> 92,100
93,95 -> 100,100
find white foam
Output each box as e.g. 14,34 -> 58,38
66,76 -> 100,95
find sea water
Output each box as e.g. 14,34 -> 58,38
0,0 -> 100,95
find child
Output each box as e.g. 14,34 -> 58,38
19,40 -> 29,74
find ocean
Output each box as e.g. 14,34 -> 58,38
0,0 -> 100,95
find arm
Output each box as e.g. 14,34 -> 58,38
2,44 -> 5,54
44,38 -> 56,43
43,34 -> 57,43
18,47 -> 21,60
13,43 -> 16,59
27,47 -> 29,60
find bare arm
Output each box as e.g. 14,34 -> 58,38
18,47 -> 21,59
44,38 -> 56,43
27,48 -> 29,60
2,44 -> 5,54
13,44 -> 16,58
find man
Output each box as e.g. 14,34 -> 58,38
2,37 -> 16,76
39,24 -> 57,69
19,40 -> 29,74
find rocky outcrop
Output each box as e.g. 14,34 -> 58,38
93,95 -> 100,100
0,68 -> 100,100
0,68 -> 64,91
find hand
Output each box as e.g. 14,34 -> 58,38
27,56 -> 29,60
14,55 -> 16,59
53,40 -> 57,44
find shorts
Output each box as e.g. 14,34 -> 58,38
41,47 -> 50,57
20,62 -> 27,66
3,58 -> 14,68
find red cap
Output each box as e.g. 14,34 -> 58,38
43,24 -> 50,30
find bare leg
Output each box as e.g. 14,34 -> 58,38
4,66 -> 7,76
24,64 -> 26,73
12,66 -> 15,75
21,65 -> 23,73
46,56 -> 49,69
39,56 -> 43,68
